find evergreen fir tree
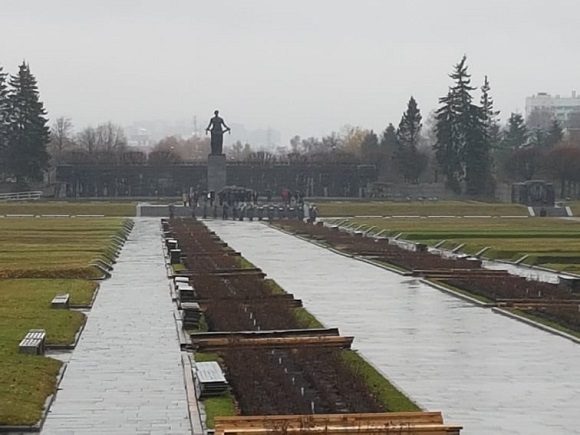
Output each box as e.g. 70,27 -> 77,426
480,76 -> 501,149
0,66 -> 9,177
546,119 -> 563,147
502,113 -> 528,149
434,56 -> 491,195
396,96 -> 425,182
434,90 -> 462,192
380,123 -> 398,152
463,103 -> 491,196
529,128 -> 547,148
397,96 -> 422,147
360,130 -> 379,160
464,94 -> 491,195
377,123 -> 399,181
6,62 -> 50,183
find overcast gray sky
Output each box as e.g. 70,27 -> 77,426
1,0 -> 578,143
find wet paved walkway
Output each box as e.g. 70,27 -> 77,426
43,219 -> 191,435
207,221 -> 580,435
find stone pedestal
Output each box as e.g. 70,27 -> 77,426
207,154 -> 226,194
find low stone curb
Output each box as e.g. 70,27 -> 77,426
181,352 -> 204,435
492,307 -> 580,344
419,279 -> 493,307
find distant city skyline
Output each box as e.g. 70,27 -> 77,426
124,117 -> 282,150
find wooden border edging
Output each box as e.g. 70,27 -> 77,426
194,335 -> 354,351
190,328 -> 339,341
214,412 -> 462,434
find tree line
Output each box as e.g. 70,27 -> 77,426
50,118 -> 129,163
3,58 -> 580,197
284,56 -> 580,197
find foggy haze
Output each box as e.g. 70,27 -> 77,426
1,0 -> 579,146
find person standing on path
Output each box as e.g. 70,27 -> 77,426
206,110 -> 231,155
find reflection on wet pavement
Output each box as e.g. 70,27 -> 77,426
207,220 -> 580,435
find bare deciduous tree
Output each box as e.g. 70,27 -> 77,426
49,117 -> 74,161
95,122 -> 127,153
77,126 -> 97,154
76,122 -> 127,156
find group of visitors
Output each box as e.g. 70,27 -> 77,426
182,187 -> 259,209
280,188 -> 305,207
221,202 -> 318,223
174,186 -> 317,223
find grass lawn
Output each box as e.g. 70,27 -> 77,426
203,393 -> 237,429
0,279 -> 98,425
0,217 -> 130,426
0,218 -> 128,279
346,217 -> 580,272
0,201 -> 136,217
318,200 -> 528,217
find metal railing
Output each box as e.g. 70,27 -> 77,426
0,191 -> 43,201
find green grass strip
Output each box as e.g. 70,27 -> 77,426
0,201 -> 136,217
237,257 -> 256,269
203,393 -> 237,429
340,350 -> 421,412
194,352 -> 221,362
293,307 -> 324,329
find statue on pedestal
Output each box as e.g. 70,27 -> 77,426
206,110 -> 231,155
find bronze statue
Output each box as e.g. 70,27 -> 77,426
206,110 -> 231,155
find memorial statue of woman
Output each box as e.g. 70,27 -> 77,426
205,110 -> 231,155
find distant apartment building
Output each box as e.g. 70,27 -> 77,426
525,91 -> 580,128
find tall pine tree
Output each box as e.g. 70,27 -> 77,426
378,123 -> 399,181
397,96 -> 422,147
396,96 -> 426,183
6,62 -> 50,184
434,89 -> 462,192
434,56 -> 491,195
360,130 -> 379,156
502,113 -> 528,149
546,119 -> 563,148
380,123 -> 398,152
0,66 -> 9,177
480,76 -> 501,149
464,86 -> 491,196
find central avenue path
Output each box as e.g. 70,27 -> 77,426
43,219 -> 191,435
207,220 -> 580,435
